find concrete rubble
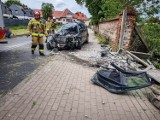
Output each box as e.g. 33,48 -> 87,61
90,46 -> 160,109
91,46 -> 154,72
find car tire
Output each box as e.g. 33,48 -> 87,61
76,38 -> 82,50
77,43 -> 81,50
57,47 -> 62,51
86,34 -> 89,43
46,42 -> 52,50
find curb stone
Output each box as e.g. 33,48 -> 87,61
147,87 -> 160,110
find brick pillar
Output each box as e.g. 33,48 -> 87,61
126,16 -> 136,48
112,15 -> 122,52
112,7 -> 137,51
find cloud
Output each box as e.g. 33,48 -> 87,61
55,0 -> 64,2
55,2 -> 66,8
54,0 -> 65,8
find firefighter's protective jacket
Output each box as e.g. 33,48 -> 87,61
45,21 -> 56,36
27,18 -> 47,37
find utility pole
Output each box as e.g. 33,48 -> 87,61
0,0 -> 4,28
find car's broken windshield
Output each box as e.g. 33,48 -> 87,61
58,23 -> 78,35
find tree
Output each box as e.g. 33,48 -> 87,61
75,0 -> 160,24
41,3 -> 54,20
5,0 -> 22,7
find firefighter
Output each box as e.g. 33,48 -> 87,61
51,17 -> 56,33
45,17 -> 53,43
45,17 -> 55,43
27,11 -> 46,56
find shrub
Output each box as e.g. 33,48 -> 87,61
95,33 -> 108,44
141,23 -> 160,57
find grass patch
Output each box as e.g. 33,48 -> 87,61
8,26 -> 28,36
9,25 -> 62,37
12,29 -> 28,36
9,26 -> 27,30
95,33 -> 108,44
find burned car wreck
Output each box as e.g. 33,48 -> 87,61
46,22 -> 89,50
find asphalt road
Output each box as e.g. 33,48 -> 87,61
0,36 -> 52,96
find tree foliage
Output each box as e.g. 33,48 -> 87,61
41,3 -> 54,20
75,0 -> 160,24
5,0 -> 29,8
5,0 -> 22,7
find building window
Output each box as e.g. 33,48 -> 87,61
30,11 -> 33,15
63,19 -> 65,21
66,19 -> 72,22
15,10 -> 18,14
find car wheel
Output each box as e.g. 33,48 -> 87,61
77,43 -> 82,50
86,34 -> 89,43
76,38 -> 82,49
46,42 -> 52,50
57,46 -> 62,51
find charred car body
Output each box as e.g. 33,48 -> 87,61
46,21 -> 89,50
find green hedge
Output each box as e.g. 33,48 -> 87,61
141,24 -> 160,56
141,23 -> 160,69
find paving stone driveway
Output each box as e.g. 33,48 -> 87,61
0,29 -> 159,120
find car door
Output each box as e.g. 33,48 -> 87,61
78,23 -> 86,44
83,25 -> 88,42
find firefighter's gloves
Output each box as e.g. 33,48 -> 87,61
26,33 -> 30,37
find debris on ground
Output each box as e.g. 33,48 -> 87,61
90,47 -> 155,72
49,48 -> 60,55
89,46 -> 160,108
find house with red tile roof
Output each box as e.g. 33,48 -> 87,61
73,12 -> 88,21
53,9 -> 89,24
52,8 -> 73,24
33,8 -> 89,24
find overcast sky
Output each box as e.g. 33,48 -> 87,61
1,0 -> 91,17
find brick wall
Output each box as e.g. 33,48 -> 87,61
93,7 -> 136,51
98,19 -> 119,43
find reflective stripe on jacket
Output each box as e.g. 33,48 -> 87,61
32,33 -> 44,37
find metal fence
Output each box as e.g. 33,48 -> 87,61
4,18 -> 29,27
